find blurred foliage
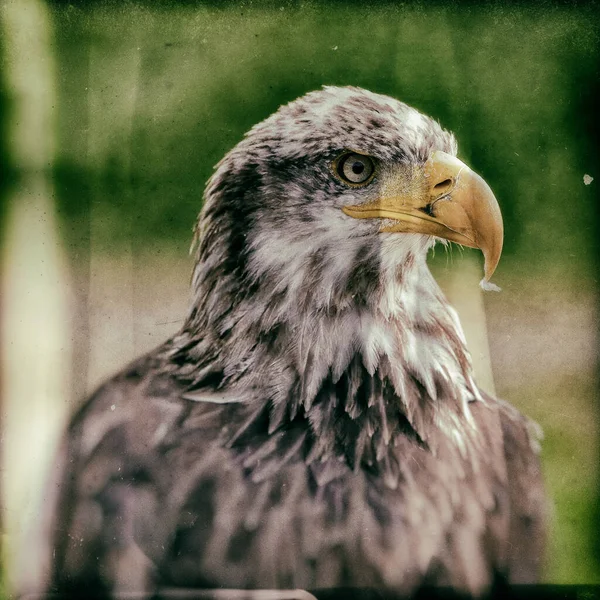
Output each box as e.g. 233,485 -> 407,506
0,38 -> 12,242
2,0 -> 599,587
513,370 -> 598,583
47,1 -> 600,281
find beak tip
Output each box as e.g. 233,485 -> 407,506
480,248 -> 502,291
480,278 -> 502,292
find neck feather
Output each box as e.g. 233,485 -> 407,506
171,233 -> 479,454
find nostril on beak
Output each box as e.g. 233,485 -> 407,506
433,178 -> 453,194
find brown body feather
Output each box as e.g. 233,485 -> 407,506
36,345 -> 544,598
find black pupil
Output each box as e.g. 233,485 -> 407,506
351,161 -> 365,175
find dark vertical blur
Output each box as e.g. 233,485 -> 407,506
575,54 -> 600,573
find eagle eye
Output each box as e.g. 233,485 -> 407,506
334,152 -> 376,186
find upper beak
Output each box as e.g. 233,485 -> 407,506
342,151 -> 503,282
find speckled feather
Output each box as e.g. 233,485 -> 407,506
24,87 -> 545,599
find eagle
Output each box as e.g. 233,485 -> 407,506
23,87 -> 546,599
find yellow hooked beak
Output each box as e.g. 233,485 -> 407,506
342,151 -> 503,282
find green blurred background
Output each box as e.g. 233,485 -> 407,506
1,0 -> 599,592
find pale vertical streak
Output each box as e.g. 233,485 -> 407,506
0,0 -> 72,592
85,29 -> 141,393
439,254 -> 497,396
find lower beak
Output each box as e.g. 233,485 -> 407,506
342,151 -> 503,282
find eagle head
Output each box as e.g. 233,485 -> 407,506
178,86 -> 503,438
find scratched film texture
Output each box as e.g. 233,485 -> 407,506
1,0 -> 599,591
